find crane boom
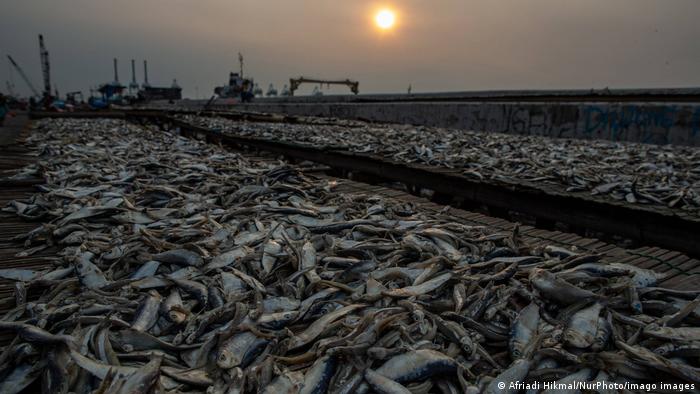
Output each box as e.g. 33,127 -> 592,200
6,55 -> 40,97
289,77 -> 359,96
39,34 -> 51,97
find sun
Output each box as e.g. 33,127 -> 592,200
375,9 -> 396,30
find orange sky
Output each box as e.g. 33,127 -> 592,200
1,0 -> 699,97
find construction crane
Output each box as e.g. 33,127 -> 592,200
113,58 -> 119,84
6,55 -> 40,98
289,77 -> 359,96
39,34 -> 51,99
129,59 -> 139,94
143,60 -> 150,88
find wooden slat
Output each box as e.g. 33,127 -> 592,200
662,274 -> 700,291
642,250 -> 685,272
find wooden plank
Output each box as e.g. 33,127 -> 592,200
611,253 -> 642,265
656,256 -> 695,283
655,250 -> 683,262
550,233 -> 575,242
461,212 -> 485,220
634,247 -> 667,270
587,241 -> 608,252
576,238 -> 601,248
676,258 -> 700,273
622,256 -> 655,269
490,219 -> 512,229
520,225 -> 535,232
642,250 -> 685,272
526,229 -> 547,239
662,274 -> 700,291
596,244 -> 619,254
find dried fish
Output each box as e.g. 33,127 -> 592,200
179,114 -> 700,216
0,118 -> 697,393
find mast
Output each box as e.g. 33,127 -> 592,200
143,60 -> 150,87
39,34 -> 51,98
113,58 -> 119,83
130,59 -> 139,93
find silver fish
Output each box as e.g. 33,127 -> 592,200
152,248 -> 203,267
131,290 -> 162,332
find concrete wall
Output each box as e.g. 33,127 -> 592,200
226,101 -> 700,146
248,87 -> 700,104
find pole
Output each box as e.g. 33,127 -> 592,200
143,60 -> 149,87
113,58 -> 119,83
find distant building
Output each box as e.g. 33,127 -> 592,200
139,82 -> 182,101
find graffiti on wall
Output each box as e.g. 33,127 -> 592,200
693,107 -> 700,138
582,105 -> 680,143
451,104 -> 700,145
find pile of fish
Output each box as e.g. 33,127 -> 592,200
1,117 -> 699,393
178,114 -> 700,216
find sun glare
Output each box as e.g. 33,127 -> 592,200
375,9 -> 396,30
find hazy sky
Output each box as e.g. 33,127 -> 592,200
1,0 -> 699,98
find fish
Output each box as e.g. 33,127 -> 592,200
102,355 -> 162,394
261,370 -> 304,394
382,272 -> 452,297
529,268 -> 600,305
152,249 -> 203,267
3,117 -> 696,393
73,251 -> 108,289
0,268 -> 40,281
300,240 -> 321,283
161,366 -> 213,387
288,304 -> 365,349
0,322 -> 74,346
540,368 -> 595,394
162,288 -> 188,323
364,369 -> 412,394
204,246 -> 250,271
563,302 -> 603,348
643,325 -> 700,342
171,278 -> 209,307
374,349 -> 457,383
131,290 -> 162,332
299,355 -> 337,394
130,261 -> 160,280
58,206 -> 120,226
262,239 -> 283,274
0,362 -> 46,394
484,359 -> 532,394
510,302 -> 540,358
217,332 -> 267,369
69,349 -> 138,380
